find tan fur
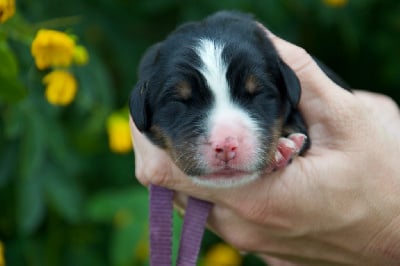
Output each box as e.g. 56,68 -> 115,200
265,118 -> 284,166
245,75 -> 260,94
176,81 -> 192,100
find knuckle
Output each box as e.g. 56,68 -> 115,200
134,156 -> 172,187
224,232 -> 260,252
377,94 -> 399,111
296,47 -> 309,59
325,97 -> 366,133
234,201 -> 272,225
134,167 -> 149,186
150,172 -> 170,187
144,159 -> 171,187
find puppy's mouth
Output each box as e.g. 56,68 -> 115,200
201,167 -> 253,179
190,167 -> 261,188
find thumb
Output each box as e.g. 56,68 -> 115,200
266,31 -> 353,126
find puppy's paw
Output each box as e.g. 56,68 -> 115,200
287,133 -> 308,154
265,133 -> 307,173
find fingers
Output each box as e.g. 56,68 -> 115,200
354,90 -> 399,116
174,191 -> 270,252
261,255 -> 299,266
130,115 -> 206,193
129,27 -> 363,201
264,29 -> 354,127
130,116 -> 175,187
354,91 -> 400,137
266,30 -> 340,92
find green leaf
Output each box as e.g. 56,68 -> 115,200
0,73 -> 27,103
86,187 -> 150,265
172,210 -> 183,266
0,41 -> 18,77
2,101 -> 25,139
43,171 -> 83,223
15,101 -> 48,235
86,187 -> 148,222
0,141 -> 18,187
75,53 -> 114,109
111,220 -> 148,266
16,175 -> 45,235
87,188 -> 186,265
19,102 -> 46,181
0,40 -> 26,103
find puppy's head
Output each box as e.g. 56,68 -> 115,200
130,11 -> 301,187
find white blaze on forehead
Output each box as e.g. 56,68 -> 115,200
195,38 -> 260,134
195,39 -> 230,106
193,39 -> 265,188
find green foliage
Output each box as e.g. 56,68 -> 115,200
1,1 -> 399,266
86,188 -> 149,266
0,41 -> 26,103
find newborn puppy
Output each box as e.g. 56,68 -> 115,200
130,11 -> 310,187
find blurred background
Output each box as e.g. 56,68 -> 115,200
0,0 -> 399,265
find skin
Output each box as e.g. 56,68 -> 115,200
130,30 -> 400,265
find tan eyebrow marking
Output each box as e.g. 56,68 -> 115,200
176,80 -> 192,100
245,75 -> 260,94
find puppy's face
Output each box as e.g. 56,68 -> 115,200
130,12 -> 303,187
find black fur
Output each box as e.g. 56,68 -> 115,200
130,11 -> 312,175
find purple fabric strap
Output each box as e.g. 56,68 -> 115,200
177,196 -> 213,266
149,184 -> 212,266
150,185 -> 174,266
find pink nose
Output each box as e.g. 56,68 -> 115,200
213,137 -> 238,162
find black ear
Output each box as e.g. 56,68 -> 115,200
129,43 -> 162,132
129,81 -> 148,132
278,59 -> 301,107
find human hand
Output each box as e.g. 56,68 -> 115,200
130,31 -> 400,265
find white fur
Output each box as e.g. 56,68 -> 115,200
193,39 -> 264,188
195,39 -> 261,136
195,39 -> 230,106
189,172 -> 260,188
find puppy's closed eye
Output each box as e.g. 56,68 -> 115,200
130,11 -> 315,187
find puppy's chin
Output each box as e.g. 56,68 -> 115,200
189,172 -> 261,188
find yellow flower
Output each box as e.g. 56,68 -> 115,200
42,70 -> 77,106
107,111 -> 133,153
31,29 -> 76,70
203,243 -> 242,266
323,0 -> 348,8
73,45 -> 89,65
0,0 -> 15,23
0,241 -> 5,266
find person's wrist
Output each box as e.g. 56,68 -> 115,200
355,146 -> 400,264
379,214 -> 400,261
362,198 -> 400,263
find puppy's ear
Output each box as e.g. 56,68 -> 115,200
129,81 -> 148,131
129,43 -> 162,132
278,59 -> 301,107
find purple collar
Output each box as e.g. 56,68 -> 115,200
149,184 -> 213,266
